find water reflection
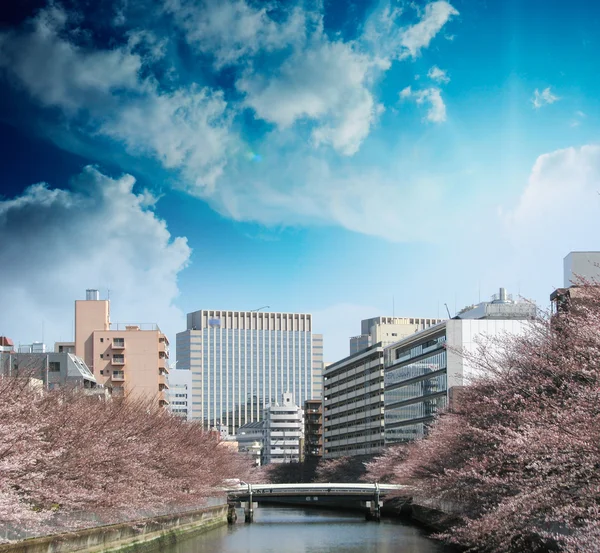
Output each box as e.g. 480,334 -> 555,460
165,506 -> 450,553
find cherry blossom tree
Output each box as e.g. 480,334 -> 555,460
0,374 -> 256,541
367,283 -> 600,553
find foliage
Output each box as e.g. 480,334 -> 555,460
366,284 -> 600,552
0,378 -> 256,540
313,455 -> 373,483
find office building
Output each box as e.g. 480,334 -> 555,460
384,288 -> 536,444
75,289 -> 170,405
304,399 -> 323,459
262,392 -> 304,465
350,316 -> 444,355
323,313 -> 441,458
323,344 -> 386,459
177,309 -> 321,434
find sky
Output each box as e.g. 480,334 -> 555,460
1,0 -> 599,362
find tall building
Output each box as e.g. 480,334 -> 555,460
262,392 -> 304,465
74,289 -> 170,405
384,288 -> 536,444
323,344 -> 386,459
177,309 -> 321,434
323,313 -> 442,459
350,316 -> 444,355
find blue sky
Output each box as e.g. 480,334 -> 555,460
1,0 -> 599,361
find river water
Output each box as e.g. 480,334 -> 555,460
164,506 -> 453,553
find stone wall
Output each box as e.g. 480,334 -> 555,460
0,504 -> 228,553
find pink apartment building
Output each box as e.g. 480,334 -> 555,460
74,290 -> 169,406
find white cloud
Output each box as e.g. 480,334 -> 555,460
0,5 -> 141,113
532,87 -> 559,109
99,85 -> 233,192
400,86 -> 447,123
504,145 -> 600,244
364,1 -> 458,60
398,1 -> 459,59
0,5 -> 234,191
399,85 -> 413,98
0,167 -> 191,350
237,40 -> 387,156
427,65 -> 450,83
164,0 -> 307,68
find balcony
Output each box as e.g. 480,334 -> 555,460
159,390 -> 169,406
159,340 -> 170,358
112,338 -> 125,349
111,356 -> 125,366
111,370 -> 125,381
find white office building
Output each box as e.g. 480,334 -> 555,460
168,369 -> 191,419
177,310 -> 322,434
384,288 -> 536,443
262,393 -> 304,465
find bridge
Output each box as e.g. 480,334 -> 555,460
227,483 -> 407,523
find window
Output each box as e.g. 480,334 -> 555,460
100,338 -> 104,343
49,361 -> 60,372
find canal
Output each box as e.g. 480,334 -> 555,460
164,505 -> 453,553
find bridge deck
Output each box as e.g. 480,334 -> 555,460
228,483 -> 406,499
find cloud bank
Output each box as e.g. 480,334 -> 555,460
0,167 -> 191,348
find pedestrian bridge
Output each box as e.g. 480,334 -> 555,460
227,483 -> 407,522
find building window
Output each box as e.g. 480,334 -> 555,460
49,362 -> 61,372
100,338 -> 104,343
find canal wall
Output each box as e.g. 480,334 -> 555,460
0,503 -> 228,553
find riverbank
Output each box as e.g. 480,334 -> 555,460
0,504 -> 228,553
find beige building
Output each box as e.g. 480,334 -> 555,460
74,289 -> 170,405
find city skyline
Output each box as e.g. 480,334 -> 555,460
1,0 -> 600,362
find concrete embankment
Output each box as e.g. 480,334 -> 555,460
0,503 -> 228,553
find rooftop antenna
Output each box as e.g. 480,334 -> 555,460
250,306 -> 270,312
444,303 -> 452,319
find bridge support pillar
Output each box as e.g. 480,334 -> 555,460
227,503 -> 237,524
365,483 -> 381,522
243,502 -> 255,523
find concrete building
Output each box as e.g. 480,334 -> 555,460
55,342 -> 75,354
304,399 -> 323,459
0,336 -> 14,353
350,316 -> 444,355
262,392 -> 304,465
18,342 -> 46,354
74,289 -> 170,405
563,251 -> 600,287
0,351 -> 98,390
323,344 -> 386,459
237,421 -> 264,466
551,251 -> 600,314
169,382 -> 190,418
177,309 -> 321,434
384,288 -> 536,444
